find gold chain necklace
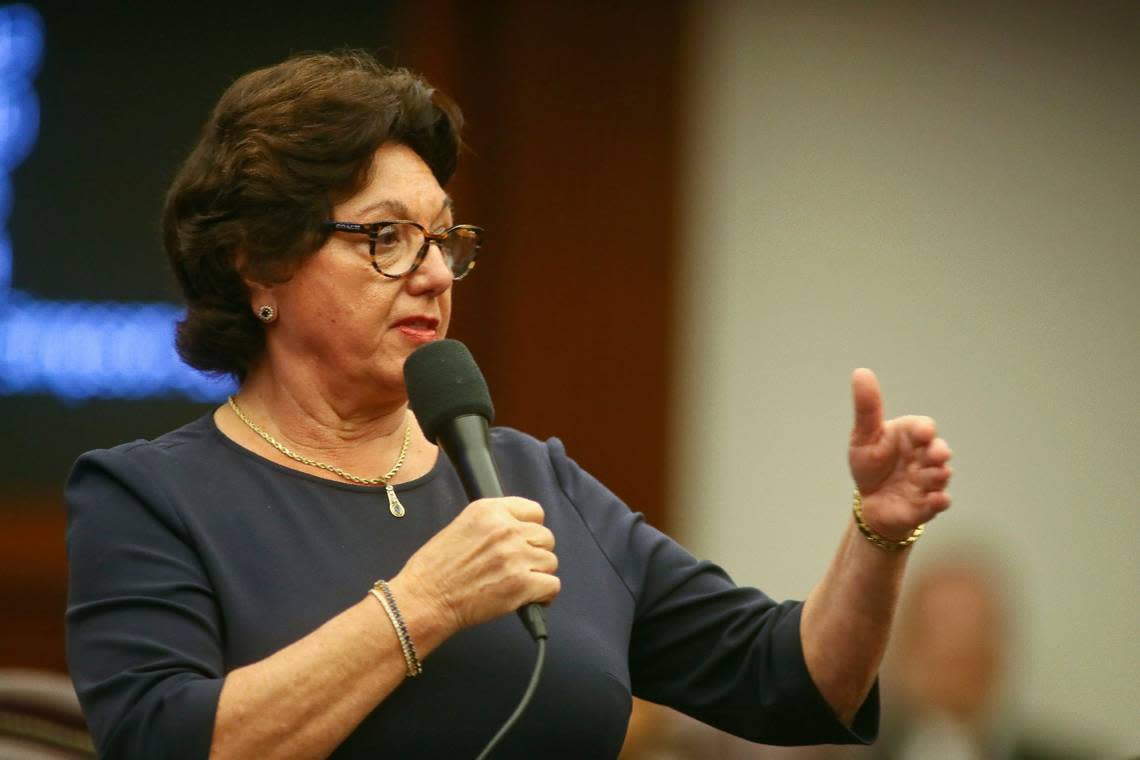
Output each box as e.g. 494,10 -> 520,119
227,396 -> 412,518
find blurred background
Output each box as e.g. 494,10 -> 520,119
0,1 -> 1136,757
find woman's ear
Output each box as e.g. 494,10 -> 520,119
235,250 -> 278,324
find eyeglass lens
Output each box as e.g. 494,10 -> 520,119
373,223 -> 479,278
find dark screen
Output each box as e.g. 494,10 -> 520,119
2,2 -> 400,488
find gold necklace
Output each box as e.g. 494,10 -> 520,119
227,396 -> 413,518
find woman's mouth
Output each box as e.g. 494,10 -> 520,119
393,316 -> 439,343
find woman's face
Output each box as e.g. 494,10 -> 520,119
257,141 -> 455,403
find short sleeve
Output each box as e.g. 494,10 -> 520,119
545,438 -> 877,745
65,446 -> 223,760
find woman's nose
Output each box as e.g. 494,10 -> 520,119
406,242 -> 454,294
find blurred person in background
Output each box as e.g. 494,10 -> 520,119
872,555 -> 1099,760
64,50 -> 954,759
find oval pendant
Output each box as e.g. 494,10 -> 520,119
386,484 -> 406,518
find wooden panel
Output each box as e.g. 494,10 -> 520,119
1,495 -> 69,672
401,1 -> 681,529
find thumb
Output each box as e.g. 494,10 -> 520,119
851,368 -> 883,446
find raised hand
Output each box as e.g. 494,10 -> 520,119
391,497 -> 560,636
848,368 -> 953,541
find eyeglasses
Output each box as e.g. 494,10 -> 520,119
323,220 -> 484,280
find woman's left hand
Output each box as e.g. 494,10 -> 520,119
848,368 -> 953,540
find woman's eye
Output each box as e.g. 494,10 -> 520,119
376,226 -> 402,247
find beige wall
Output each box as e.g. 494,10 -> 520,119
674,2 -> 1138,754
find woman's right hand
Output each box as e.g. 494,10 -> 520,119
389,497 -> 560,637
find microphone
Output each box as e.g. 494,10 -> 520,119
404,339 -> 548,641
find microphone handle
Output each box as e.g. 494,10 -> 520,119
437,415 -> 549,641
440,415 -> 506,500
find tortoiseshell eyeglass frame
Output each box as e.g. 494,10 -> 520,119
322,220 -> 484,280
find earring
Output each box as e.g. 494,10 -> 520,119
257,305 -> 276,323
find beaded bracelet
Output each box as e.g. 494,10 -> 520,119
852,488 -> 925,552
370,579 -> 423,677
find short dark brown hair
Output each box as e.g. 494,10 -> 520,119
163,51 -> 462,380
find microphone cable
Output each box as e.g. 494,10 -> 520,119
474,636 -> 547,760
403,340 -> 551,758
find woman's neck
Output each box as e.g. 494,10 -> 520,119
218,360 -> 435,484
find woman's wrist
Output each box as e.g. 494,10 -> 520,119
370,581 -> 422,677
852,489 -> 925,548
382,573 -> 457,657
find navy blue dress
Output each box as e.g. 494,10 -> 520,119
65,414 -> 876,758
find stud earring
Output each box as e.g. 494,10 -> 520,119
257,305 -> 276,323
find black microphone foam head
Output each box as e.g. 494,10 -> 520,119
404,339 -> 495,444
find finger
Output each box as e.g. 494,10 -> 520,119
527,546 -> 559,575
851,368 -> 884,446
913,465 -> 953,492
895,415 -> 937,446
504,497 -> 545,524
531,574 -> 561,605
900,494 -> 951,528
921,490 -> 951,513
919,437 -> 953,466
913,416 -> 937,445
522,524 -> 556,551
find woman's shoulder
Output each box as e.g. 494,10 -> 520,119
69,411 -> 221,482
488,425 -> 556,455
488,426 -> 574,481
488,426 -> 620,515
65,412 -> 226,540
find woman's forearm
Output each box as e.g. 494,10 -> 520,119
800,520 -> 910,725
209,591 -> 450,760
206,492 -> 560,759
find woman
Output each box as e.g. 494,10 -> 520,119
66,52 -> 953,759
